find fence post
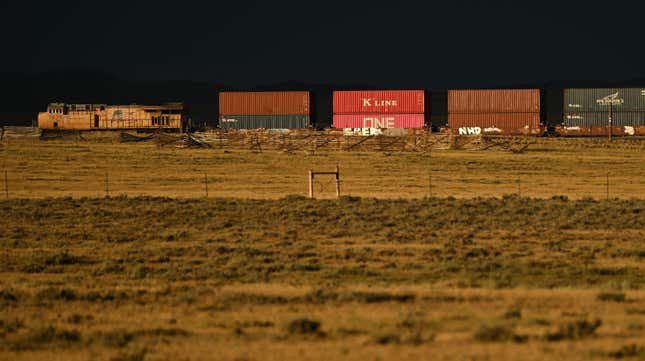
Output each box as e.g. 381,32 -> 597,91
204,173 -> 209,198
309,170 -> 314,199
335,165 -> 340,199
105,171 -> 109,197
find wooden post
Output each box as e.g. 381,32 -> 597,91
335,165 -> 340,199
105,171 -> 109,197
4,170 -> 7,199
309,170 -> 314,199
204,173 -> 209,198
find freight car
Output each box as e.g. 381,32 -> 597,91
555,88 -> 645,137
38,103 -> 189,132
332,90 -> 425,130
219,91 -> 310,129
447,89 -> 545,136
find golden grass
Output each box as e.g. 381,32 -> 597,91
0,136 -> 643,199
0,136 -> 644,360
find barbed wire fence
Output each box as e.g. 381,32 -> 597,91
0,166 -> 629,201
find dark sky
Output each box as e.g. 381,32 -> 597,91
3,0 -> 645,87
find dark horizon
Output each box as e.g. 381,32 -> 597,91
3,0 -> 645,125
4,0 -> 645,86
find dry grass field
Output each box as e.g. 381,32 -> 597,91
0,135 -> 644,360
0,134 -> 644,199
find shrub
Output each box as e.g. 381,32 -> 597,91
608,344 -> 645,359
286,318 -> 320,335
35,287 -> 77,302
474,324 -> 527,343
544,319 -> 602,341
597,292 -> 626,302
373,332 -> 400,344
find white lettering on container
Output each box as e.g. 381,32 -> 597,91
458,127 -> 481,135
361,98 -> 398,108
362,117 -> 395,129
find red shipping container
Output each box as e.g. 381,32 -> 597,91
448,89 -> 541,113
333,90 -> 425,114
333,114 -> 425,128
219,91 -> 309,115
448,113 -> 542,135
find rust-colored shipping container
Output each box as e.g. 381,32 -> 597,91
448,113 -> 542,135
219,91 -> 310,115
333,90 -> 425,114
333,114 -> 424,128
448,89 -> 541,113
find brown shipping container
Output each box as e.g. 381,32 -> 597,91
448,113 -> 542,135
448,89 -> 541,113
219,91 -> 310,115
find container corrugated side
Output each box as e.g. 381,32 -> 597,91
448,113 -> 542,135
564,88 -> 645,112
219,91 -> 310,115
219,115 -> 309,129
448,89 -> 541,113
333,114 -> 425,128
333,90 -> 424,114
564,111 -> 645,127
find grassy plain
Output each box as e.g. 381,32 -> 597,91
0,136 -> 644,360
0,197 -> 644,360
0,135 -> 643,199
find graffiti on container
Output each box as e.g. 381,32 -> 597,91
343,128 -> 383,136
220,118 -> 238,123
566,115 -> 583,120
624,126 -> 635,136
565,126 -> 582,131
362,116 -> 395,129
483,127 -> 502,134
458,127 -> 481,135
361,98 -> 398,107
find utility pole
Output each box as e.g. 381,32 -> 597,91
597,92 -> 622,143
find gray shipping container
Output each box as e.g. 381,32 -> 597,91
219,115 -> 309,129
564,111 -> 645,127
564,88 -> 645,112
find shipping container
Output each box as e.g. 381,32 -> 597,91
564,88 -> 645,113
332,114 -> 424,129
333,90 -> 424,114
448,89 -> 541,113
218,115 -> 309,129
219,91 -> 310,115
564,111 -> 645,127
448,113 -> 542,135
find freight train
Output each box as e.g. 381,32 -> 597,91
218,88 -> 645,136
38,88 -> 645,137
